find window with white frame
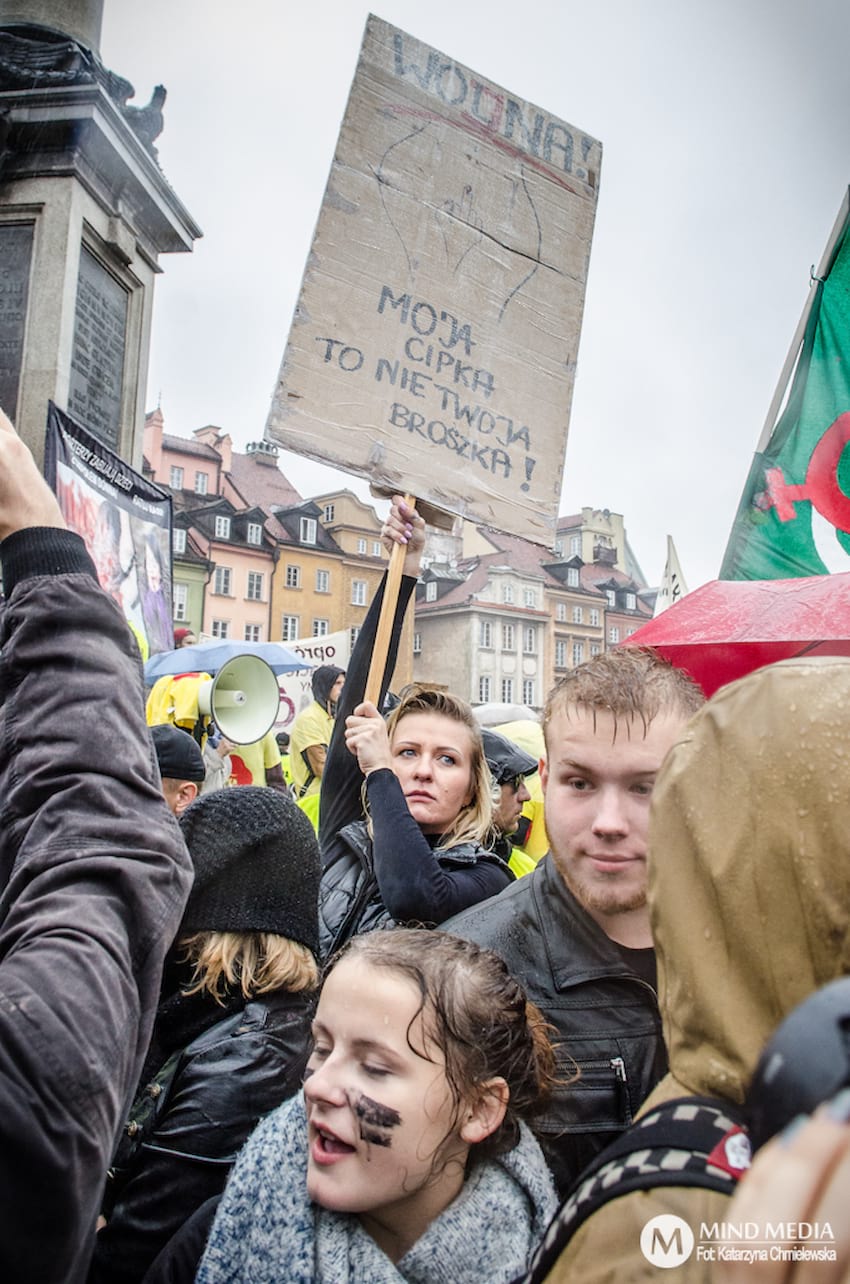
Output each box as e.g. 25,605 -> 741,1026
351,579 -> 367,606
413,632 -> 421,655
567,568 -> 579,587
214,515 -> 231,539
553,540 -> 563,557
300,516 -> 317,545
590,608 -> 600,627
357,537 -> 367,554
312,619 -> 329,636
572,640 -> 584,666
478,675 -> 492,703
501,677 -> 514,703
556,603 -> 567,622
247,522 -> 263,546
281,614 -> 299,641
349,625 -> 360,649
591,643 -> 601,657
609,626 -> 620,644
169,465 -> 184,489
173,528 -> 186,555
285,564 -> 301,589
502,583 -> 514,604
626,592 -> 637,610
523,626 -> 537,654
627,627 -> 637,638
555,639 -> 567,667
573,606 -> 583,624
522,679 -> 535,707
323,503 -> 335,523
570,535 -> 581,556
211,619 -> 229,639
172,582 -> 187,621
502,623 -> 515,651
425,581 -> 437,602
194,471 -> 208,495
606,589 -> 616,607
316,569 -> 330,593
244,623 -> 262,642
372,541 -> 382,557
479,619 -> 492,648
213,566 -> 232,596
246,571 -> 265,601
523,587 -> 536,608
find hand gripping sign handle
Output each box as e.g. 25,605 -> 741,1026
365,495 -> 417,708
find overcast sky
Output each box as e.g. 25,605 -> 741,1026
101,0 -> 850,589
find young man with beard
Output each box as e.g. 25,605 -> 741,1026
443,649 -> 703,1196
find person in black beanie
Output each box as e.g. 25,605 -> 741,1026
90,788 -> 321,1284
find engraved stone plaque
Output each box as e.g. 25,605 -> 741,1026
0,223 -> 33,422
69,245 -> 128,448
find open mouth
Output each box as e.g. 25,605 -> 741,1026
313,1125 -> 356,1158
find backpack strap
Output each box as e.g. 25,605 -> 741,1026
520,1096 -> 750,1284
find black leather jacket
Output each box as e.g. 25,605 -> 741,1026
90,990 -> 313,1284
443,855 -> 667,1196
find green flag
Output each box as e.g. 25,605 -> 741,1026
720,209 -> 850,579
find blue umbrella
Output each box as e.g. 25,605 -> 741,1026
144,639 -> 313,683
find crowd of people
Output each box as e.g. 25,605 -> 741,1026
0,408 -> 848,1283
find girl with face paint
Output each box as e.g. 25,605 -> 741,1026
194,930 -> 558,1283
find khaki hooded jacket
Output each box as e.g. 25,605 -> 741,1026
544,657 -> 850,1283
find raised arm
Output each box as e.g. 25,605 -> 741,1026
0,410 -> 192,1283
318,498 -> 424,851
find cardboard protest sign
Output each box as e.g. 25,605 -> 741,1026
267,15 -> 601,545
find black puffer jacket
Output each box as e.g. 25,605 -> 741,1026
319,814 -> 506,958
443,855 -> 666,1197
90,988 -> 313,1284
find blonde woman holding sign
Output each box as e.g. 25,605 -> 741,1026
317,496 -> 512,959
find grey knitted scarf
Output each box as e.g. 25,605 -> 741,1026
197,1092 -> 557,1283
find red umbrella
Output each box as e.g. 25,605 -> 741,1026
621,572 -> 850,698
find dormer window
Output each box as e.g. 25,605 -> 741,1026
247,522 -> 263,546
626,592 -> 637,610
214,515 -> 231,540
300,517 -> 317,544
567,568 -> 579,588
606,589 -> 616,608
425,582 -> 437,602
173,528 -> 186,555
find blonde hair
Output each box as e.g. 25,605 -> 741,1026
179,931 -> 319,1003
385,684 -> 492,848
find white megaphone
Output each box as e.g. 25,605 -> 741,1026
197,654 -> 280,745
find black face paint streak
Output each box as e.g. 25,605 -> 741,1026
345,1090 -> 402,1151
354,1093 -> 402,1130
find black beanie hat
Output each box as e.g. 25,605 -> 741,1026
178,786 -> 320,956
151,723 -> 206,783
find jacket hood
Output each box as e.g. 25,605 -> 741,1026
311,664 -> 345,708
648,656 -> 850,1105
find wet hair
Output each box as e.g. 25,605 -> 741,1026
385,685 -> 493,847
180,931 -> 319,1001
333,928 -> 556,1162
542,645 -> 703,750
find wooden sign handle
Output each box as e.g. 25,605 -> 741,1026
364,494 -> 417,707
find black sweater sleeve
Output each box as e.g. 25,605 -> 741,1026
318,571 -> 417,854
365,769 -> 512,924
